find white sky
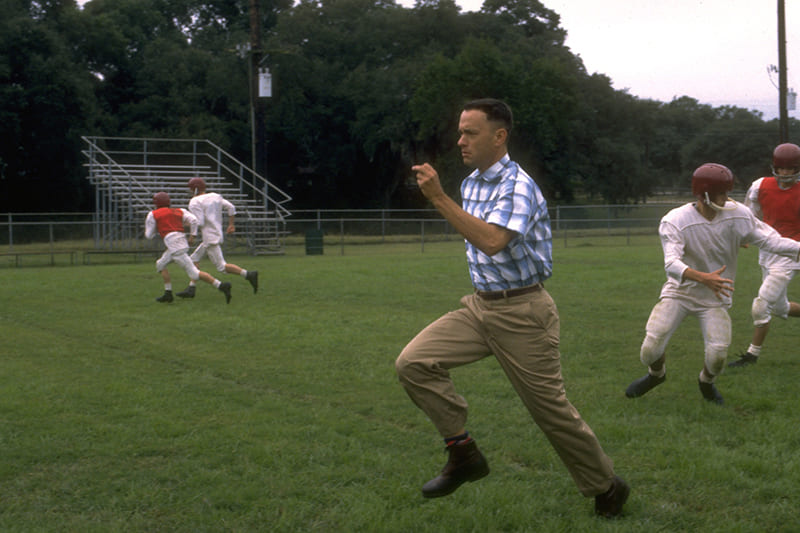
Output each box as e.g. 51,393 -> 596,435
468,0 -> 800,120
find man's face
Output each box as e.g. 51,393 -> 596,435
457,109 -> 504,172
774,166 -> 800,189
707,190 -> 729,207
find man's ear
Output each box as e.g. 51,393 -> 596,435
495,127 -> 508,146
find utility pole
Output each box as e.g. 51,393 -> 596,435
250,0 -> 267,191
778,0 -> 788,142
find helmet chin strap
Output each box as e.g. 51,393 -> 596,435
704,192 -> 737,211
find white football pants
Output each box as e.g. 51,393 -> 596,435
640,298 -> 731,377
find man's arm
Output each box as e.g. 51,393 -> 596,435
412,163 -> 513,256
221,197 -> 236,234
188,198 -> 204,227
744,178 -> 763,219
144,212 -> 157,240
748,217 -> 800,261
182,210 -> 199,237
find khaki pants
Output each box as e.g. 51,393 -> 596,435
395,289 -> 615,496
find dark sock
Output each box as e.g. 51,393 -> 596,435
444,431 -> 472,447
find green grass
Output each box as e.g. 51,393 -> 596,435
2,239 -> 799,531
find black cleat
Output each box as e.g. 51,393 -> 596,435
156,290 -> 174,303
176,286 -> 196,298
246,270 -> 258,294
219,282 -> 232,304
698,380 -> 724,404
625,373 -> 666,398
595,475 -> 630,519
728,352 -> 758,368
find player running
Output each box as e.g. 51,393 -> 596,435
145,192 -> 232,304
729,143 -> 800,367
625,163 -> 800,404
175,178 -> 258,298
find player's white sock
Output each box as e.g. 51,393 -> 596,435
747,344 -> 762,357
240,269 -> 248,278
212,280 -> 221,289
165,283 -> 172,291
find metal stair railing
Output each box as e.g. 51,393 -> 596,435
81,136 -> 292,254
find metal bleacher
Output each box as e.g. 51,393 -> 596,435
82,136 -> 291,255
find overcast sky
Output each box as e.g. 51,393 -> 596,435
490,0 -> 799,120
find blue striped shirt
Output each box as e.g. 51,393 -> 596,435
461,154 -> 553,291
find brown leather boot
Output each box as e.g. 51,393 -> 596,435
421,440 -> 490,498
594,475 -> 630,518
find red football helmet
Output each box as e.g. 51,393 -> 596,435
692,163 -> 734,211
771,143 -> 800,188
188,177 -> 207,195
773,143 -> 800,168
691,163 -> 733,197
152,191 -> 171,208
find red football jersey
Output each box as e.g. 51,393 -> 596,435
758,177 -> 800,241
152,207 -> 185,239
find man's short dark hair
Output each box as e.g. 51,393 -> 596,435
463,98 -> 513,133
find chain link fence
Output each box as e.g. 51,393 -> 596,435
1,204 -> 689,266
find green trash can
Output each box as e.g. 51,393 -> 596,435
305,229 -> 324,255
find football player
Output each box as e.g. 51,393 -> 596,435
730,143 -> 800,367
175,178 -> 258,298
145,192 -> 232,304
625,163 -> 800,404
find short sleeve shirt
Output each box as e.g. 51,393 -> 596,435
461,154 -> 553,291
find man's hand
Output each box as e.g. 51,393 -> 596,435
700,265 -> 734,299
226,222 -> 235,235
410,163 -> 513,256
411,163 -> 445,202
188,234 -> 196,246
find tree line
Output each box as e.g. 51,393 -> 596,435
2,0 -> 798,212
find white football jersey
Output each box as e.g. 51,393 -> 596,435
188,192 -> 236,245
658,200 -> 800,309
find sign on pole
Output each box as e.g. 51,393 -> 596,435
258,68 -> 272,98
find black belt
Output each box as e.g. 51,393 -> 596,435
476,283 -> 543,300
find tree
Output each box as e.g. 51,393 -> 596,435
0,0 -> 98,211
1,0 -> 787,212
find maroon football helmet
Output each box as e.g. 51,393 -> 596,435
692,163 -> 733,197
188,177 -> 207,195
771,143 -> 800,188
152,191 -> 171,208
692,163 -> 735,211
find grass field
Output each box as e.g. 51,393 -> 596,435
2,239 -> 799,532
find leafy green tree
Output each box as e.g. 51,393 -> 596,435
0,0 -> 98,211
680,106 -> 777,188
1,0 -> 787,212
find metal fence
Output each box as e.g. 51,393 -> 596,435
285,204 -> 682,241
1,204 -> 686,265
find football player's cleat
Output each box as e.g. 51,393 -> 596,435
219,282 -> 232,304
156,290 -> 174,303
246,271 -> 258,294
625,373 -> 665,398
698,380 -> 724,404
176,286 -> 196,298
728,352 -> 758,368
